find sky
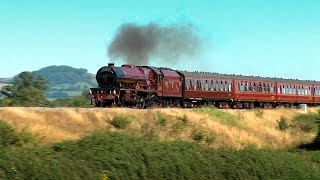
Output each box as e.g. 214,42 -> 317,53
0,0 -> 320,80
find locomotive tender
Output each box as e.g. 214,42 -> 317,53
88,63 -> 320,108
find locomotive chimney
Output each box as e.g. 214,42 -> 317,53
108,63 -> 115,67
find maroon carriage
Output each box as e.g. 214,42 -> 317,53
178,72 -> 234,107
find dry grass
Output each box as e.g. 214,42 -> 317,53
0,107 -> 317,149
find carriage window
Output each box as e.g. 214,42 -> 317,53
288,85 -> 292,94
186,79 -> 190,90
282,85 -> 285,94
265,83 -> 270,93
270,84 -> 274,93
304,86 -> 308,95
308,86 -> 311,95
222,81 -> 225,91
244,82 -> 249,92
219,81 -> 223,91
248,83 -> 252,92
240,82 -> 244,92
225,81 -> 228,92
214,81 -> 218,91
204,80 -> 209,91
228,82 -> 232,92
258,83 -> 263,92
210,80 -> 214,91
196,80 -> 201,89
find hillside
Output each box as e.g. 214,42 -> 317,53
34,65 -> 97,99
0,66 -> 97,99
0,78 -> 13,90
0,78 -> 12,84
0,107 -> 316,149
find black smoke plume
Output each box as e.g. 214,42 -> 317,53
108,23 -> 201,65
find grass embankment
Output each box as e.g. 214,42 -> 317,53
1,108 -> 320,179
0,107 -> 316,149
1,127 -> 320,179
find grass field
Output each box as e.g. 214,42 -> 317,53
0,107 -> 316,149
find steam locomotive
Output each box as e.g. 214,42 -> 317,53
88,63 -> 320,108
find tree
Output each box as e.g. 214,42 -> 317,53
50,90 -> 91,107
0,72 -> 49,106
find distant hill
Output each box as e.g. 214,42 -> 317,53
0,78 -> 13,91
0,83 -> 10,90
0,66 -> 97,99
34,65 -> 97,99
0,78 -> 13,84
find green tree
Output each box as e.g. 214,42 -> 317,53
0,72 -> 49,106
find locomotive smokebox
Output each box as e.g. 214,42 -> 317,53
96,66 -> 117,88
108,63 -> 115,67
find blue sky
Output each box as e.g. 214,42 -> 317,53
0,0 -> 320,80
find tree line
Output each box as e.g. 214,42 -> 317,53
0,72 -> 91,107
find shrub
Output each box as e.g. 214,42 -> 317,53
156,112 -> 167,127
277,116 -> 289,131
0,120 -> 35,147
292,113 -> 320,133
191,129 -> 205,142
313,126 -> 320,145
140,122 -> 157,139
177,115 -> 189,125
0,120 -> 20,147
255,109 -> 264,118
110,115 -> 131,129
172,115 -> 190,132
205,132 -> 216,146
2,132 -> 320,179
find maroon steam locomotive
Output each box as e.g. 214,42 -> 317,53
88,63 -> 320,108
